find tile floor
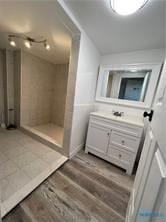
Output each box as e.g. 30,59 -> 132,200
0,128 -> 67,218
23,123 -> 63,147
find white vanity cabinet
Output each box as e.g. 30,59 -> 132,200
85,112 -> 144,175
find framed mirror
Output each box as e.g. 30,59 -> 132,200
96,63 -> 162,108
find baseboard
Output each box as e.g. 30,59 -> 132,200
69,143 -> 84,158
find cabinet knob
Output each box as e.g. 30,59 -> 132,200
119,154 -> 122,158
107,132 -> 110,136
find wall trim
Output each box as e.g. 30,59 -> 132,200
69,143 -> 84,159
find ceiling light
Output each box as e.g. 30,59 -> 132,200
44,42 -> 50,50
110,0 -> 149,16
24,40 -> 32,49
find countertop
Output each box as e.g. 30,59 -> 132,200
90,111 -> 144,127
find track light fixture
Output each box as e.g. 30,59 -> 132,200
8,34 -> 51,50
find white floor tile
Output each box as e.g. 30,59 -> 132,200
4,145 -> 28,159
0,178 -> 14,201
41,150 -> 63,164
6,170 -> 31,194
22,159 -> 49,179
13,151 -> 38,168
17,136 -> 36,146
0,129 -> 67,217
0,160 -> 19,180
3,139 -> 19,146
0,152 -> 9,165
0,141 -> 22,154
27,143 -> 51,157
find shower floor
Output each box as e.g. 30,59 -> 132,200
23,123 -> 64,147
33,123 -> 63,145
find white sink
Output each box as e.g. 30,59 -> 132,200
91,111 -> 144,127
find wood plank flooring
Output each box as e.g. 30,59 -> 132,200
3,151 -> 134,222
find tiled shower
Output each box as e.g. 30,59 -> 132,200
20,51 -> 69,147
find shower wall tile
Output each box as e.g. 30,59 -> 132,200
20,52 -> 69,128
21,52 -> 55,126
52,64 -> 69,127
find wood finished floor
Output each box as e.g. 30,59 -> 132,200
3,151 -> 134,222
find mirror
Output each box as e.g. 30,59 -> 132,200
101,70 -> 151,102
96,64 -> 162,108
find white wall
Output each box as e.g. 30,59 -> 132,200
58,0 -> 101,157
95,48 -> 165,117
70,33 -> 100,156
101,48 -> 165,65
74,34 -> 100,105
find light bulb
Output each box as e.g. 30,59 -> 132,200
45,42 -> 50,50
24,40 -> 32,49
9,39 -> 16,47
110,0 -> 149,16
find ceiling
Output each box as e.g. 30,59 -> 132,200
0,1 -> 73,64
64,0 -> 165,55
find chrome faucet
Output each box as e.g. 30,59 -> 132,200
112,110 -> 124,117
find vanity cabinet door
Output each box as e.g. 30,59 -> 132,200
86,123 -> 110,154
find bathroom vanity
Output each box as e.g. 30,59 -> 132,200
85,112 -> 144,175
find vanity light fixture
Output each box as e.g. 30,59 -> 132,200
8,34 -> 51,50
110,0 -> 149,16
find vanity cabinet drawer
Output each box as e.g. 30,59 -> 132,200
110,130 -> 140,153
107,145 -> 134,168
90,116 -> 143,138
